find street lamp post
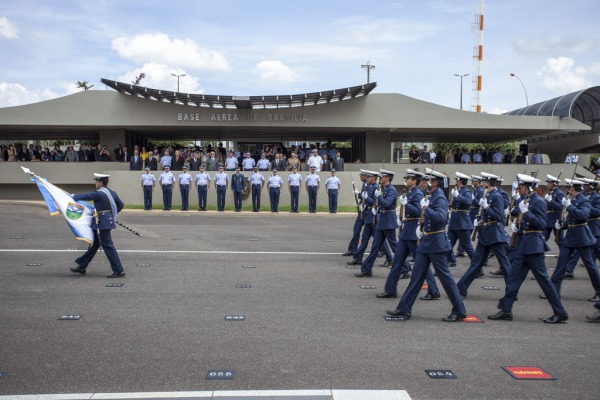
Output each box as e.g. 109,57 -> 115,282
510,73 -> 529,106
454,73 -> 469,110
171,73 -> 186,92
361,60 -> 375,84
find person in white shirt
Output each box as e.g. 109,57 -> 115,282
249,166 -> 265,212
267,169 -> 284,212
307,149 -> 324,172
241,152 -> 256,171
178,165 -> 192,211
224,152 -> 238,171
325,169 -> 341,213
287,165 -> 303,212
140,167 -> 156,210
195,165 -> 211,211
305,166 -> 321,213
214,166 -> 229,211
158,165 -> 175,211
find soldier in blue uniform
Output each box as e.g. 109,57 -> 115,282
195,165 -> 211,211
377,169 -> 440,299
267,169 -> 284,212
447,172 -> 475,267
140,167 -> 155,210
178,165 -> 192,211
543,175 -> 564,244
355,169 -> 398,277
231,167 -> 246,212
70,173 -> 125,278
343,170 -> 368,256
469,175 -> 484,223
387,169 -> 467,322
549,178 -> 600,302
457,172 -> 511,297
214,166 -> 228,211
249,165 -> 265,212
287,165 -> 303,213
489,174 -> 568,323
305,166 -> 320,213
158,165 -> 175,211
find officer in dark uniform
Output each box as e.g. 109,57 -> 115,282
387,169 -> 467,322
231,167 -> 246,212
489,174 -> 568,323
543,175 -> 564,243
550,178 -> 600,302
377,169 -> 440,299
355,169 -> 398,277
343,170 -> 368,257
447,172 -> 475,267
469,175 -> 484,223
70,173 -> 125,278
457,172 -> 511,297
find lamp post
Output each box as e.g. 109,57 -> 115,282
510,73 -> 529,106
171,73 -> 186,92
453,73 -> 469,110
361,60 -> 375,83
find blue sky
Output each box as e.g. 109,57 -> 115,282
1,0 -> 598,114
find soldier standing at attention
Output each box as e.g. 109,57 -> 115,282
267,169 -> 284,212
195,165 -> 211,211
214,166 -> 228,212
140,167 -> 155,211
305,166 -> 320,213
287,165 -> 302,213
249,165 -> 265,212
159,165 -> 175,211
178,165 -> 192,211
70,173 -> 125,278
231,167 -> 246,212
325,169 -> 341,213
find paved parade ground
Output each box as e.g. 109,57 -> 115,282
0,202 -> 598,400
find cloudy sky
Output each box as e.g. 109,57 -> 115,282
0,0 -> 598,114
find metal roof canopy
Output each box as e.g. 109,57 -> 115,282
100,79 -> 377,110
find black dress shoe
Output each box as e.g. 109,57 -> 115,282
386,310 -> 411,319
460,292 -> 467,299
564,272 -> 574,279
376,292 -> 398,298
70,266 -> 86,275
588,294 -> 600,302
488,311 -> 513,321
456,253 -> 466,258
449,262 -> 457,267
586,310 -> 600,322
107,272 -> 126,278
378,260 -> 392,268
442,314 -> 467,322
489,269 -> 505,276
398,272 -> 411,280
476,271 -> 484,279
543,312 -> 568,324
419,293 -> 441,300
354,272 -> 372,278
342,250 -> 354,257
347,259 -> 362,266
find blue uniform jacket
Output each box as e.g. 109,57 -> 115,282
478,189 -> 509,246
470,185 -> 484,220
73,188 -> 124,230
399,186 -> 423,241
358,181 -> 368,220
448,186 -> 473,230
588,191 -> 600,237
231,173 -> 246,192
519,193 -> 547,255
560,192 -> 596,247
497,187 -> 510,210
375,184 -> 399,230
545,187 -> 564,228
363,182 -> 377,225
419,188 -> 451,254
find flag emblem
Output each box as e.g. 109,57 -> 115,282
66,202 -> 85,220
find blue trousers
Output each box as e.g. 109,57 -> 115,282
361,228 -> 397,275
269,187 -> 280,212
498,252 -> 565,315
161,184 -> 172,210
566,239 -> 600,273
251,184 -> 261,211
233,190 -> 243,211
386,239 -> 439,295
308,186 -> 318,212
180,184 -> 189,210
75,229 -> 124,274
290,186 -> 299,212
216,185 -> 226,211
328,188 -> 338,213
552,245 -> 600,297
457,242 -> 511,296
347,214 -> 364,252
197,185 -> 207,210
543,227 -> 563,244
143,185 -> 153,210
447,229 -> 474,263
354,223 -> 393,262
395,251 -> 467,316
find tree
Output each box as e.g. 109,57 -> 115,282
132,73 -> 146,86
76,81 -> 94,91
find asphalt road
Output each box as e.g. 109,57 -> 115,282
0,203 -> 598,400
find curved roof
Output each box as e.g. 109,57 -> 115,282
506,86 -> 600,123
100,78 -> 377,110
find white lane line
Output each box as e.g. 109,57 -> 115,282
0,249 -> 342,255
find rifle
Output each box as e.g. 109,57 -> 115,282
373,159 -> 385,225
510,193 -> 529,247
419,158 -> 436,237
471,163 -> 493,241
551,169 -> 564,245
351,174 -> 360,215
559,163 -> 578,230
398,187 -> 406,233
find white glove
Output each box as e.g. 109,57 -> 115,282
396,218 -> 402,227
399,196 -> 408,206
451,188 -> 459,198
562,198 -> 571,207
555,220 -> 562,230
510,222 -> 518,233
518,201 -> 529,214
416,227 -> 423,239
353,189 -> 360,195
420,198 -> 430,208
544,194 -> 552,202
473,219 -> 480,227
479,198 -> 489,209
361,191 -> 368,199
371,207 -> 377,215
354,201 -> 358,207
512,191 -> 520,200
375,189 -> 382,197
359,204 -> 365,212
504,208 -> 510,217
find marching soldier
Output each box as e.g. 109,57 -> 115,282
195,165 -> 211,211
70,173 -> 125,278
178,165 -> 192,211
470,175 -> 484,223
387,169 -> 467,322
447,172 -> 475,267
140,167 -> 155,210
287,165 -> 302,213
249,165 -> 265,212
489,174 -> 568,323
543,175 -> 564,244
343,170 -> 368,256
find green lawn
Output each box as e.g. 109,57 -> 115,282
124,203 -> 359,213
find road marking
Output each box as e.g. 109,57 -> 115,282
0,249 -> 342,255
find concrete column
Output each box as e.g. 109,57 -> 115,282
99,129 -> 126,159
365,131 -> 390,164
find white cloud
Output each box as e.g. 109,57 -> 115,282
336,17 -> 440,45
0,82 -> 59,107
116,62 -> 204,94
514,34 -> 596,54
537,57 -> 600,94
0,16 -> 18,39
111,33 -> 231,71
487,107 -> 508,115
255,60 -> 298,90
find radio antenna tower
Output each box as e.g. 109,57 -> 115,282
471,0 -> 484,112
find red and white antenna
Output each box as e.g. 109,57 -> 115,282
471,0 -> 484,112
